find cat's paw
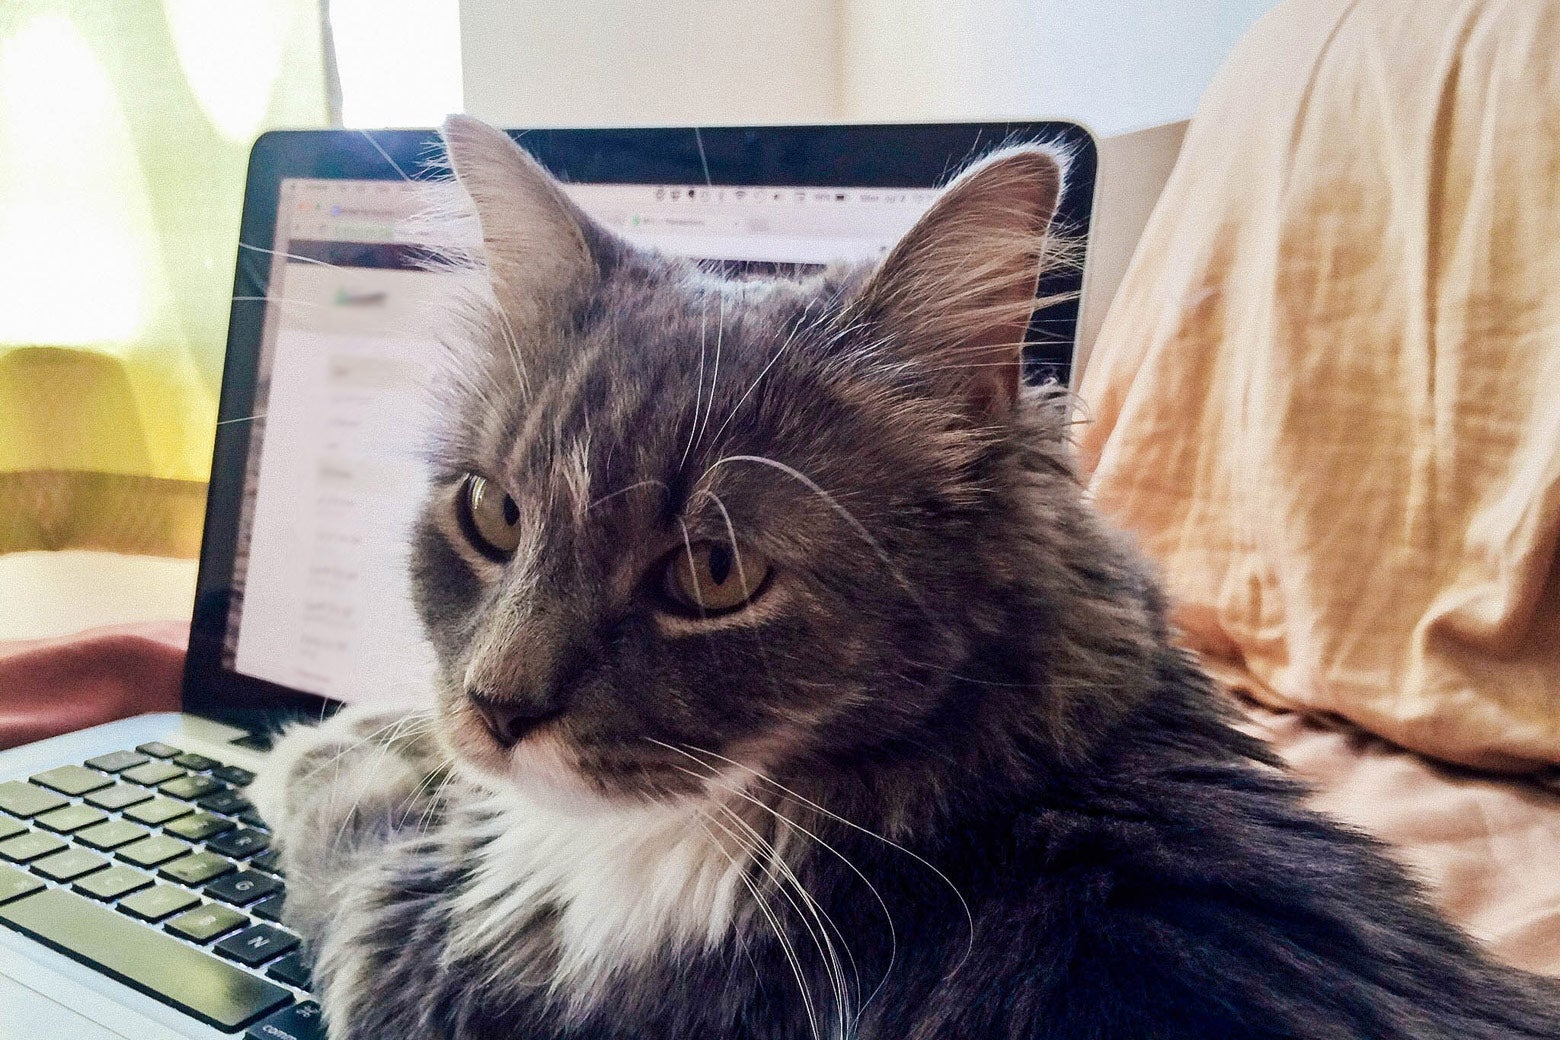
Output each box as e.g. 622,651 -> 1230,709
251,705 -> 448,858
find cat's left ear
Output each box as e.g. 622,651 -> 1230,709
441,115 -> 606,328
854,146 -> 1064,421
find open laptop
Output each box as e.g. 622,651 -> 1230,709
0,121 -> 1098,1039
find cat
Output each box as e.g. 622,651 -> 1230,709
251,114 -> 1560,1040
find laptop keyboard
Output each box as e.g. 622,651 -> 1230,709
0,743 -> 323,1038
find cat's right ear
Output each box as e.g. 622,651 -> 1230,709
441,115 -> 600,327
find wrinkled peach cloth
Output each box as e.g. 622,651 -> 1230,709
1079,0 -> 1560,771
0,621 -> 184,751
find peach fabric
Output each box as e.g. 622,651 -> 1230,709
0,621 -> 185,750
1244,699 -> 1560,977
1078,0 -> 1560,771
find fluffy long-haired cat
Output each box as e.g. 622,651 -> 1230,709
252,116 -> 1560,1039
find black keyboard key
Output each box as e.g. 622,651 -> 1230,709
0,864 -> 44,904
31,847 -> 110,882
85,751 -> 150,773
251,849 -> 284,876
216,923 -> 299,966
35,804 -> 107,834
246,999 -> 323,1040
116,834 -> 192,868
74,819 -> 152,851
0,831 -> 66,863
73,865 -> 153,901
166,812 -> 237,841
0,780 -> 68,817
118,883 -> 201,922
162,775 -> 226,801
84,783 -> 155,811
31,765 -> 112,796
123,761 -> 184,786
161,852 -> 236,885
207,870 -> 282,907
123,797 -> 193,826
264,950 -> 312,990
198,789 -> 253,815
166,902 -> 248,943
208,828 -> 271,859
251,893 -> 286,923
173,753 -> 221,772
212,765 -> 257,787
0,816 -> 24,842
0,888 -> 292,1030
240,808 -> 270,829
135,741 -> 183,759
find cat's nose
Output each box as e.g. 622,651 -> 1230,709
466,689 -> 560,749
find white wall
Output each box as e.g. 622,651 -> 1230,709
458,0 -> 842,126
840,0 -> 1281,134
457,0 -> 1281,134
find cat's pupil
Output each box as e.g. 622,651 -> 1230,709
502,495 -> 519,526
707,543 -> 733,586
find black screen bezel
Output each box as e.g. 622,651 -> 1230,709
184,121 -> 1099,734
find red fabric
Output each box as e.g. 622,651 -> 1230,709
0,621 -> 187,751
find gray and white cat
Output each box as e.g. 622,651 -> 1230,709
252,115 -> 1560,1039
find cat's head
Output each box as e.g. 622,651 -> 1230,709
412,116 -> 1075,811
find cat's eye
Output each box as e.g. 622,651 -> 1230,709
663,541 -> 771,615
458,474 -> 522,560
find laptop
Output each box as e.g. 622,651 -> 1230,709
0,121 -> 1098,1039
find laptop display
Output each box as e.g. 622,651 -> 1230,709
186,125 -> 1098,731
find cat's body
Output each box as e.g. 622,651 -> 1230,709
253,116 -> 1560,1039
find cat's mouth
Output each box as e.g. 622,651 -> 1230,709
445,700 -> 712,807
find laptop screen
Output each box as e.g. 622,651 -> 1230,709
223,176 -> 950,707
185,123 -> 1097,729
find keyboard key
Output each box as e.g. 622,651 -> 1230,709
0,888 -> 292,1030
215,923 -> 299,967
166,811 -> 237,841
251,849 -> 284,876
0,864 -> 44,905
85,751 -> 150,773
264,950 -> 312,990
135,741 -> 183,759
73,865 -> 153,901
240,808 -> 270,829
35,804 -> 108,834
161,852 -> 237,886
84,784 -> 155,811
123,797 -> 194,826
173,753 -> 221,772
0,831 -> 66,863
123,761 -> 185,786
116,834 -> 192,868
162,775 -> 226,801
0,816 -> 24,842
166,902 -> 248,943
207,870 -> 282,907
0,780 -> 68,817
118,884 -> 201,922
245,999 -> 323,1040
74,819 -> 152,851
198,789 -> 253,815
212,765 -> 257,787
31,847 -> 110,882
251,893 -> 286,923
31,765 -> 112,796
208,828 -> 271,860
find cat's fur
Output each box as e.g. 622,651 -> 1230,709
252,115 -> 1560,1039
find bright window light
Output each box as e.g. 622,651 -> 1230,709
163,0 -> 289,143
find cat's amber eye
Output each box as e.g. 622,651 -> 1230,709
663,541 -> 771,615
458,474 -> 522,560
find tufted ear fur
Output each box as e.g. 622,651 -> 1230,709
441,115 -> 603,331
855,146 -> 1064,421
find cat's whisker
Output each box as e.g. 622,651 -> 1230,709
692,806 -> 825,1040
678,294 -> 710,472
587,477 -> 669,513
671,739 -> 973,982
689,288 -> 729,458
237,241 -> 349,270
704,301 -> 813,453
